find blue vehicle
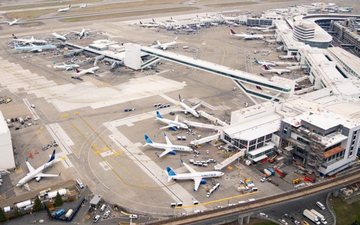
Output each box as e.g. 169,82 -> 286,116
53,208 -> 65,218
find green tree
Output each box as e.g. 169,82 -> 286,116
0,207 -> 7,222
12,207 -> 22,218
33,196 -> 44,212
54,192 -> 63,207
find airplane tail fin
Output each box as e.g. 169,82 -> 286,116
144,134 -> 153,144
152,18 -> 155,23
75,68 -> 80,73
178,94 -> 183,102
174,37 -> 178,41
139,21 -> 143,24
230,29 -> 236,35
156,40 -> 161,46
156,111 -> 163,119
165,167 -> 176,181
254,58 -> 258,63
263,65 -> 270,70
48,149 -> 56,163
12,34 -> 17,39
69,4 -> 71,8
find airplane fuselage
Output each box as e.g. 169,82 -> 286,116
171,171 -> 224,181
15,44 -> 57,52
180,102 -> 199,117
52,33 -> 67,41
148,142 -> 192,152
54,64 -> 79,71
77,66 -> 99,76
13,38 -> 47,45
157,117 -> 188,129
16,161 -> 54,187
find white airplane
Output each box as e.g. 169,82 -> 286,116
73,28 -> 88,39
230,29 -> 264,40
152,37 -> 177,50
248,26 -> 273,31
178,94 -> 201,117
58,4 -> 71,12
156,111 -> 189,130
165,162 -> 224,191
15,44 -> 57,52
16,150 -> 59,187
254,58 -> 276,67
12,34 -> 47,45
53,63 -> 80,71
52,32 -> 68,41
224,20 -> 238,26
262,65 -> 290,75
143,134 -> 192,158
181,27 -> 196,33
71,66 -> 99,80
139,21 -> 159,28
4,18 -> 20,26
338,7 -> 352,13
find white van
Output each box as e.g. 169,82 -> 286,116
316,201 -> 326,210
76,179 -> 85,189
100,204 -> 106,212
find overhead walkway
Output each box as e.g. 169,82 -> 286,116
190,133 -> 220,146
198,111 -> 229,127
184,120 -> 223,131
139,46 -> 293,95
214,149 -> 246,171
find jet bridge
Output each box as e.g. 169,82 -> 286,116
124,44 -> 294,101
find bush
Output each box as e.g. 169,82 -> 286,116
0,208 -> 7,222
33,196 -> 44,212
54,192 -> 63,207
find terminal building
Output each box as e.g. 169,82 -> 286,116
329,18 -> 360,57
280,111 -> 360,176
220,4 -> 360,176
0,111 -> 15,170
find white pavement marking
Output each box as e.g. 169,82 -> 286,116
30,75 -> 185,112
23,98 -> 40,120
99,161 -> 113,171
0,58 -> 185,113
0,58 -> 57,93
45,123 -> 74,168
104,112 -> 206,212
100,150 -> 114,158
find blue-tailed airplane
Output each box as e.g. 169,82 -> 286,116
143,133 -> 192,158
15,44 -> 57,52
165,162 -> 224,191
156,111 -> 188,130
16,150 -> 59,187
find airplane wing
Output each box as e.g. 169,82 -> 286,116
25,161 -> 35,173
164,134 -> 172,145
36,173 -> 59,178
183,162 -> 197,174
159,147 -> 173,158
174,115 -> 179,122
160,124 -> 174,130
193,177 -> 202,191
192,103 -> 201,110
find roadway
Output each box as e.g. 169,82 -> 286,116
148,170 -> 360,224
